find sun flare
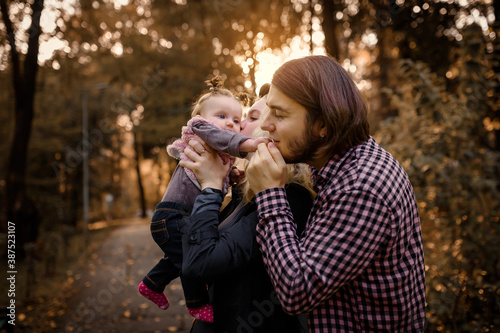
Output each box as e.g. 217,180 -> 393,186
252,35 -> 326,95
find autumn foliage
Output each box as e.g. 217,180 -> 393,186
0,1 -> 499,332
375,58 -> 500,331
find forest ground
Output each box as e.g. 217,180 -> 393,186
2,218 -> 193,333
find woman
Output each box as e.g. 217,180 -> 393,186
177,99 -> 314,332
240,84 -> 270,138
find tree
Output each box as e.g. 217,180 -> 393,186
196,0 -> 306,92
320,1 -> 498,330
375,58 -> 500,332
1,0 -> 44,241
319,0 -> 495,120
321,0 -> 345,62
492,1 -> 500,149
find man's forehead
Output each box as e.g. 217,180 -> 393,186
266,86 -> 286,108
267,85 -> 297,112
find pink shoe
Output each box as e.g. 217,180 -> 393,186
188,304 -> 214,323
138,282 -> 170,310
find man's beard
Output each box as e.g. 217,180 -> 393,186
283,127 -> 323,164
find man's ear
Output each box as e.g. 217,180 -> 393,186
314,117 -> 327,138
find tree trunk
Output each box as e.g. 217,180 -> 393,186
376,26 -> 397,118
134,131 -> 147,218
2,0 -> 45,234
493,1 -> 500,150
249,60 -> 257,94
321,0 -> 343,62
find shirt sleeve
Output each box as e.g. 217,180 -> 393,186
192,122 -> 250,157
255,186 -> 392,314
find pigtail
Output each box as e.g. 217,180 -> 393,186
205,75 -> 223,92
236,92 -> 250,107
191,74 -> 239,117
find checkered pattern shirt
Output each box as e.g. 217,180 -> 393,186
255,137 -> 425,332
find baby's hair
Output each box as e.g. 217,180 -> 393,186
191,75 -> 239,117
206,76 -> 223,92
236,92 -> 250,107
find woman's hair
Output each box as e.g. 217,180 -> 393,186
191,76 -> 242,117
258,83 -> 271,98
271,55 -> 370,157
240,159 -> 315,203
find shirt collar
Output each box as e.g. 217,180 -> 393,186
310,137 -> 373,192
310,154 -> 340,193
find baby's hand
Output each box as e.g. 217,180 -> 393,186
229,167 -> 246,184
239,137 -> 270,153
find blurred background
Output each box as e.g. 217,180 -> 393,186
0,0 -> 499,332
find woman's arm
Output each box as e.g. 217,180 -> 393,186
178,139 -> 257,279
179,184 -> 312,281
179,197 -> 258,280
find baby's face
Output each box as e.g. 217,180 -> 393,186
200,96 -> 242,133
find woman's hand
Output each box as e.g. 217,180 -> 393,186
246,142 -> 287,194
179,139 -> 230,191
229,167 -> 245,184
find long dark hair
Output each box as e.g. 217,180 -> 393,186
271,55 -> 370,157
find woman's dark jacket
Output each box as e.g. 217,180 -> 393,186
179,183 -> 313,333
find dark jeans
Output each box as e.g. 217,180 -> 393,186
142,201 -> 209,308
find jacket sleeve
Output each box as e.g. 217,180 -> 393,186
179,184 -> 312,282
178,197 -> 258,280
284,183 -> 313,237
192,122 -> 250,157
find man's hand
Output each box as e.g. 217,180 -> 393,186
246,142 -> 287,194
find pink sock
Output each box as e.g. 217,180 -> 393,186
188,304 -> 214,323
138,282 -> 170,310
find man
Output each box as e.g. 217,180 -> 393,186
246,55 -> 425,332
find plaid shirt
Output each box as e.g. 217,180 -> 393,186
255,137 -> 425,332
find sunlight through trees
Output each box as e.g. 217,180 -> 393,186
0,0 -> 498,331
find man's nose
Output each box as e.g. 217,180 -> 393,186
261,115 -> 273,132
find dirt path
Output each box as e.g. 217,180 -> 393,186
58,219 -> 193,333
